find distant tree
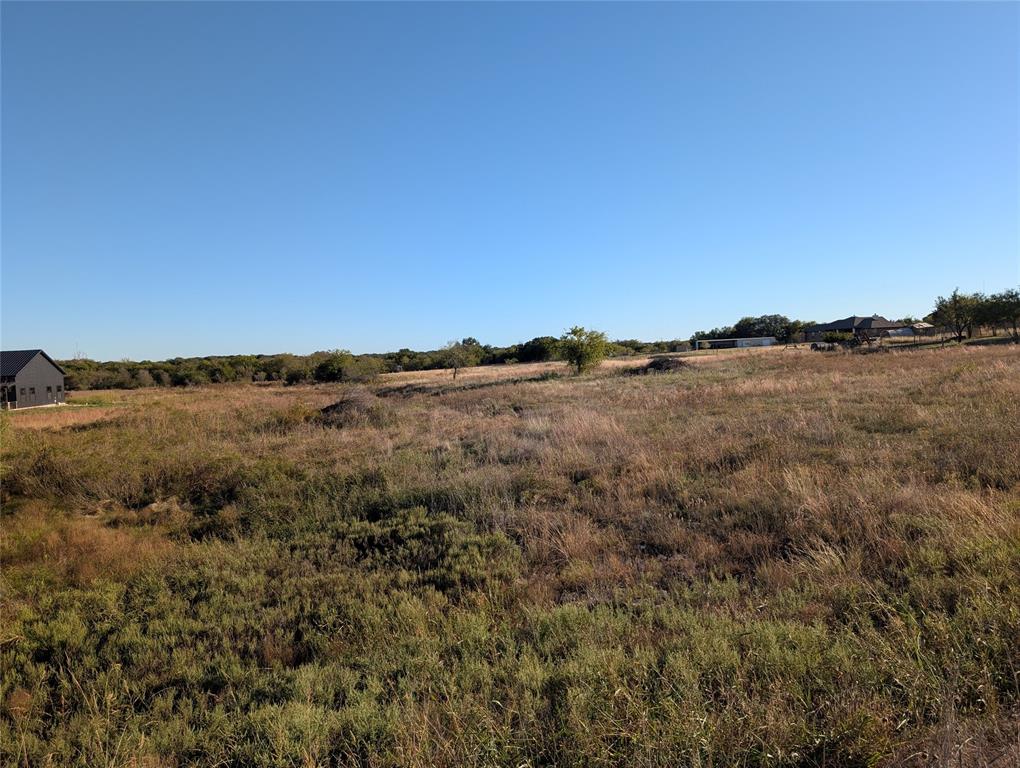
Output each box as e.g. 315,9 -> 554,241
560,326 -> 609,374
607,341 -> 641,357
258,354 -> 299,381
731,318 -> 755,338
784,319 -> 814,343
991,289 -> 1020,340
931,289 -> 978,342
965,289 -> 1019,340
386,348 -> 423,372
314,350 -> 356,382
197,359 -> 235,384
691,315 -> 809,345
480,344 -> 519,365
439,342 -> 474,379
732,314 -> 791,340
690,326 -> 736,344
517,336 -> 561,363
822,331 -> 855,345
463,339 -> 486,366
231,355 -> 259,382
971,291 -> 1019,337
353,356 -> 386,379
665,339 -> 693,353
172,366 -> 210,387
969,293 -> 996,335
313,350 -> 383,382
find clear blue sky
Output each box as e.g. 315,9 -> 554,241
2,2 -> 1017,360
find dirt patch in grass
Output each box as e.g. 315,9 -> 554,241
628,356 -> 691,375
317,386 -> 390,427
376,371 -> 562,399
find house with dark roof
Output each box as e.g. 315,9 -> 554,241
1,350 -> 66,409
804,315 -> 905,342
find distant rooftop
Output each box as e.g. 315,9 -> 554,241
806,315 -> 904,333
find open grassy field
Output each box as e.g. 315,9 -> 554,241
2,346 -> 1018,767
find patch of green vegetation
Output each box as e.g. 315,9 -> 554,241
65,394 -> 123,407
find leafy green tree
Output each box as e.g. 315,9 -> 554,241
285,367 -> 310,385
970,292 -> 997,335
439,342 -> 473,379
732,314 -> 814,343
973,290 -> 1020,338
518,336 -> 561,363
314,350 -> 356,382
822,331 -> 855,345
387,348 -> 426,372
461,339 -> 486,366
313,350 -> 383,382
201,360 -> 235,384
353,356 -> 386,379
732,314 -> 790,340
991,289 -> 1020,340
780,319 -> 811,343
176,367 -> 210,386
692,315 -> 809,344
690,326 -> 736,344
560,326 -> 609,374
931,289 -> 978,342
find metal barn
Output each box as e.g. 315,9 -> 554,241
1,349 -> 67,409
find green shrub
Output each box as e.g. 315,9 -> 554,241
560,326 -> 609,374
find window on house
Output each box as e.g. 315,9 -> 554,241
57,385 -> 63,392
47,386 -> 53,393
20,388 -> 26,395
29,387 -> 35,395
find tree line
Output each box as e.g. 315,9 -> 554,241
60,331 -> 686,390
930,288 -> 1020,342
690,314 -> 814,344
689,289 -> 1020,346
59,286 -> 1020,390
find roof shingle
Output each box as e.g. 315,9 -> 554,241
1,349 -> 66,378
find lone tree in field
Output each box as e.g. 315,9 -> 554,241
439,341 -> 472,379
560,326 -> 609,374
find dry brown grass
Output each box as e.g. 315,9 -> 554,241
1,500 -> 174,587
8,346 -> 1017,595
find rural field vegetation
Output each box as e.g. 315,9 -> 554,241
1,345 -> 1019,766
